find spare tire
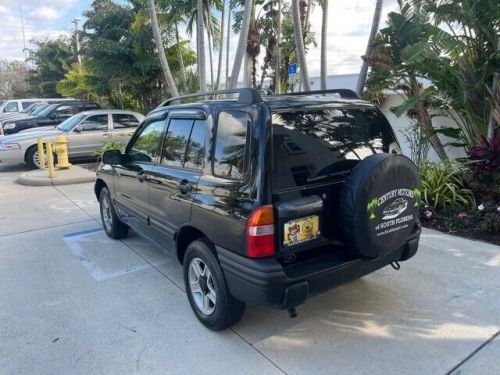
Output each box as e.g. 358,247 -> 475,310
339,154 -> 421,259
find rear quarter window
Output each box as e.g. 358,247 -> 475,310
213,111 -> 250,179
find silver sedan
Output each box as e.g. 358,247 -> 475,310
0,109 -> 144,168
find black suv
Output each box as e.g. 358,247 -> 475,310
95,89 -> 421,330
2,101 -> 100,135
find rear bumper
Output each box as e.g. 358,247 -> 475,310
217,236 -> 419,309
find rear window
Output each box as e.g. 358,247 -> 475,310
272,107 -> 396,191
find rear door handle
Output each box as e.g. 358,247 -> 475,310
177,180 -> 192,194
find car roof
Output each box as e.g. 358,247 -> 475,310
148,93 -> 374,118
77,109 -> 143,116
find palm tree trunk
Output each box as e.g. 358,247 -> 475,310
244,52 -> 252,87
147,0 -> 179,97
304,0 -> 311,30
320,0 -> 328,90
275,0 -> 282,94
197,0 -> 207,92
356,0 -> 383,96
487,39 -> 499,141
228,0 -> 253,89
215,0 -> 226,90
225,5 -> 231,89
206,11 -> 215,89
175,22 -> 187,92
291,0 -> 311,91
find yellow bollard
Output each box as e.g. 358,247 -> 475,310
37,137 -> 46,171
53,135 -> 71,169
46,141 -> 55,178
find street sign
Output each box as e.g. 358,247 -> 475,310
288,73 -> 297,85
288,63 -> 297,75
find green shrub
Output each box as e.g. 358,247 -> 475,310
93,141 -> 125,158
420,161 -> 476,210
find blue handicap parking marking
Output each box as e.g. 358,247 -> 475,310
288,63 -> 297,75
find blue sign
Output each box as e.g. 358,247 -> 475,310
288,63 -> 297,75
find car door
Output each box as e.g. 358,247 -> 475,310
110,113 -> 142,146
113,118 -> 168,235
147,113 -> 206,248
68,114 -> 111,157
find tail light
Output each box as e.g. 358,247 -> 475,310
247,205 -> 275,258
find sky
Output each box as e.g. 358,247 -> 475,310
0,0 -> 398,79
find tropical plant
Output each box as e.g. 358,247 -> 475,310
228,0 -> 253,89
56,64 -> 99,100
320,0 -> 328,90
147,0 -> 179,96
370,0 -> 499,150
356,0 -> 383,96
26,38 -> 76,98
420,161 -> 476,210
364,1 -> 449,161
291,0 -> 311,90
399,121 -> 430,167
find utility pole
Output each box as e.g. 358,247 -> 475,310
72,17 -> 82,65
18,0 -> 27,59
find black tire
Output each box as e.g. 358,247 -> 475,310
25,145 -> 41,169
183,239 -> 245,331
99,187 -> 129,239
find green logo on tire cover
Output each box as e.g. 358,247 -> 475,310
367,198 -> 378,220
413,188 -> 421,207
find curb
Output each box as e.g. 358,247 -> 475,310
17,166 -> 95,186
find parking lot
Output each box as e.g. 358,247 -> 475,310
1,164 -> 499,375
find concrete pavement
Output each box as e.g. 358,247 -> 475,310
1,164 -> 499,374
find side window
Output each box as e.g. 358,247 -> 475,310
4,102 -> 18,113
127,120 -> 167,163
213,111 -> 250,179
160,118 -> 193,168
184,120 -> 206,170
79,115 -> 109,131
21,101 -> 36,110
113,114 -> 141,129
53,106 -> 73,119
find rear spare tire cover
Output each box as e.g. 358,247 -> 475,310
339,154 -> 421,258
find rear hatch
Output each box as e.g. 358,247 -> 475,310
271,105 -> 398,261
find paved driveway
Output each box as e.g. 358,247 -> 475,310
1,164 -> 499,374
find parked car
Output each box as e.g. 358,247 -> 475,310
1,101 -> 100,135
95,89 -> 421,331
0,98 -> 73,115
0,103 -> 53,134
0,110 -> 144,168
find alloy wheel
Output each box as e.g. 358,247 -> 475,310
188,257 -> 217,315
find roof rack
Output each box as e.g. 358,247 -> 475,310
160,88 -> 263,107
274,89 -> 360,99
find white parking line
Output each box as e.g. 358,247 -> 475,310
63,228 -> 168,281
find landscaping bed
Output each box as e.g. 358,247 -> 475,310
421,171 -> 500,246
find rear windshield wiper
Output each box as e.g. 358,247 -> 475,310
306,170 -> 350,183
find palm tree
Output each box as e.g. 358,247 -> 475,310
320,0 -> 328,90
147,0 -> 179,97
174,22 -> 188,92
291,0 -> 311,91
356,0 -> 383,96
225,5 -> 231,88
215,0 -> 226,90
228,0 -> 253,89
275,0 -> 282,94
196,0 -> 207,92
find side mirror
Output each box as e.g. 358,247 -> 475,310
74,125 -> 83,133
102,149 -> 122,165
